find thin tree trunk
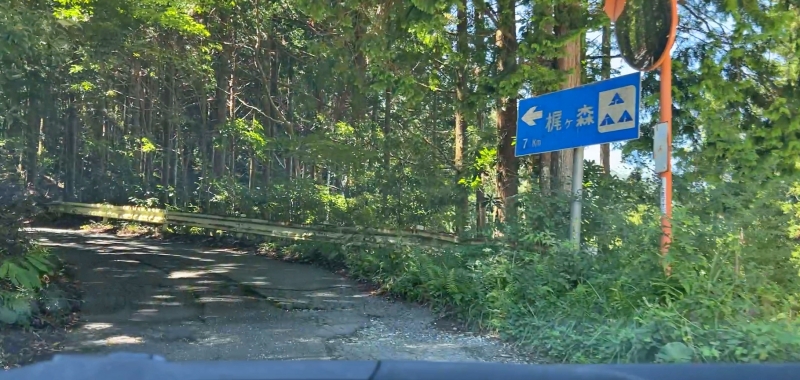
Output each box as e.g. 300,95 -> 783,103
540,152 -> 552,195
600,23 -> 612,175
132,60 -> 143,183
454,0 -> 470,235
470,4 -> 489,231
537,0 -> 555,194
144,79 -> 154,192
64,95 -> 78,201
285,56 -> 295,178
228,43 -> 237,180
475,110 -> 487,234
351,10 -> 368,124
25,90 -> 39,186
161,62 -> 175,203
381,87 -> 392,216
199,90 -> 210,209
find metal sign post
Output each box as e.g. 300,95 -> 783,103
659,53 -> 674,265
609,0 -> 678,270
569,147 -> 585,244
515,72 -> 643,245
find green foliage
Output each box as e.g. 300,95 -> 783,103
0,247 -> 55,291
0,245 -> 55,326
260,172 -> 800,363
0,170 -> 57,327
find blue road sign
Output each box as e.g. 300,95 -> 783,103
515,72 -> 642,157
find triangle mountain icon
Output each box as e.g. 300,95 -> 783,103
600,114 -> 615,126
609,93 -> 625,105
617,110 -> 633,123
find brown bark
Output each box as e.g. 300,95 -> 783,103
600,23 -> 612,176
212,12 -> 232,178
537,0 -> 555,194
494,0 -> 520,223
471,0 -> 490,233
199,90 -> 209,208
454,0 -> 470,234
161,62 -> 175,203
229,39 -> 237,179
552,20 -> 582,192
351,10 -> 368,124
264,35 -> 279,185
285,56 -> 295,178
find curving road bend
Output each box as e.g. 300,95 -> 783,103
32,228 -> 526,363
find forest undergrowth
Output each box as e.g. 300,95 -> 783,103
225,166 -> 800,364
0,172 -> 81,367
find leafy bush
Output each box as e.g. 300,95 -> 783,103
261,171 -> 800,364
0,246 -> 55,291
0,172 -> 57,326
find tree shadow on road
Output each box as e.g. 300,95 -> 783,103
26,228 -> 376,361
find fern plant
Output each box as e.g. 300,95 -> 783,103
1,245 -> 54,289
0,245 -> 55,326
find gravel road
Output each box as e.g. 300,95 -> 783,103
33,228 -> 527,363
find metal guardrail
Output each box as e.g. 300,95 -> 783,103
50,202 -> 167,223
46,202 -> 472,247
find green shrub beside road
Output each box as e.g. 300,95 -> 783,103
0,246 -> 58,326
261,176 -> 800,364
0,174 -> 64,327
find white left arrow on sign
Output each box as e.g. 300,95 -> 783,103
521,106 -> 543,126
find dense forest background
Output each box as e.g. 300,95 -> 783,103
3,0 -> 800,363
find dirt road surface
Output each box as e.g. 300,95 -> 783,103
33,228 -> 526,363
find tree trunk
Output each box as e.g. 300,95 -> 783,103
600,23 -> 612,175
132,60 -> 143,183
285,56 -> 295,178
476,113 -> 488,234
552,15 -> 582,192
494,0 -> 519,223
199,90 -> 210,209
143,79 -> 154,193
537,0 -> 555,194
351,10 -> 368,124
382,86 -> 393,215
64,96 -> 79,201
454,0 -> 470,235
471,0 -> 489,233
25,90 -> 39,186
212,12 -> 231,178
228,40 -> 237,180
264,35 -> 279,185
161,62 -> 175,204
